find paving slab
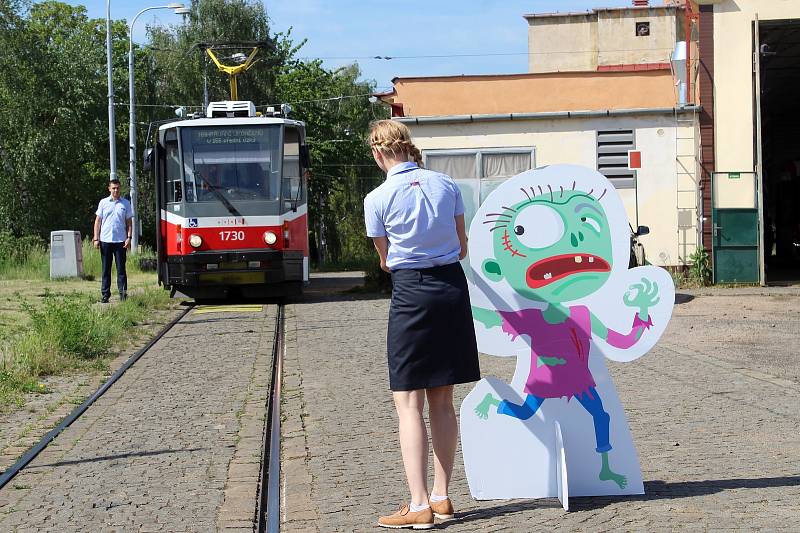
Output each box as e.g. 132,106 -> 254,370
281,287 -> 800,532
0,305 -> 275,533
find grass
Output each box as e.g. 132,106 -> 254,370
0,236 -> 156,281
0,288 -> 172,409
0,234 -> 174,410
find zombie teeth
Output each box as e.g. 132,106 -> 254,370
588,257 -> 595,263
543,273 -> 553,280
574,256 -> 583,263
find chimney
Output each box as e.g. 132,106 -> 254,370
633,0 -> 649,6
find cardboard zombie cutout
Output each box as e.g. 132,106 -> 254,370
460,164 -> 675,502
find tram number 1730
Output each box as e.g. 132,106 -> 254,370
150,108 -> 311,300
219,230 -> 246,241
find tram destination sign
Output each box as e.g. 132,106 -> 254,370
193,127 -> 267,145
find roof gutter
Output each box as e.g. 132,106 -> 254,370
395,105 -> 701,125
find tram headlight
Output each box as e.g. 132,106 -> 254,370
263,231 -> 278,245
189,234 -> 203,248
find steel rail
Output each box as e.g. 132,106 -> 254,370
0,303 -> 194,491
257,304 -> 284,532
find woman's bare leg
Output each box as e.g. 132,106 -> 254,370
426,385 -> 457,497
393,389 -> 429,505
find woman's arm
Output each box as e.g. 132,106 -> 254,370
371,236 -> 390,273
455,214 -> 468,260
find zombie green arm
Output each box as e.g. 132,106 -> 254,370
590,277 -> 659,348
471,306 -> 502,329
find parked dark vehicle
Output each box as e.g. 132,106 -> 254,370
629,224 -> 649,268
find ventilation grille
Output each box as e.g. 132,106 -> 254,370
206,101 -> 257,118
597,129 -> 636,189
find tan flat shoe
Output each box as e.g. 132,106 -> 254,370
378,504 -> 434,529
429,497 -> 455,520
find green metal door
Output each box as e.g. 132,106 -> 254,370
712,172 -> 760,283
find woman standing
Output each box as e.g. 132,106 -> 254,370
364,120 -> 481,529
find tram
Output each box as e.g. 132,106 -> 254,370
150,105 -> 310,300
147,45 -> 310,299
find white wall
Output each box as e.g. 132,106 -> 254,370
408,113 -> 698,267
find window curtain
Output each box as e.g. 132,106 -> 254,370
481,152 -> 531,179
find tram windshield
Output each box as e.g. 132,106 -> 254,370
180,125 -> 281,204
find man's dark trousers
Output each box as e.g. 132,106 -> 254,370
100,241 -> 127,300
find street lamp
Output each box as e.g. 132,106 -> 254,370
106,0 -> 116,183
128,3 -> 187,254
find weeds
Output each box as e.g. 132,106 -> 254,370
0,287 -> 171,409
688,246 -> 713,287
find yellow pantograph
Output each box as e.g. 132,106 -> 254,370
205,47 -> 260,101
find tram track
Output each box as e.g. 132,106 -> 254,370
0,300 -> 287,532
257,303 -> 285,533
0,303 -> 195,491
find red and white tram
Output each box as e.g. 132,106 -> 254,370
150,100 -> 309,299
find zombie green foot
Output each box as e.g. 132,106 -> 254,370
599,452 -> 627,489
474,393 -> 500,420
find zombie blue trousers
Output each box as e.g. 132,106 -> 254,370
497,387 -> 612,453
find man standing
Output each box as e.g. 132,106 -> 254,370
93,179 -> 134,303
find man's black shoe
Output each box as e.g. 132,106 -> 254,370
120,293 -> 128,302
101,296 -> 110,304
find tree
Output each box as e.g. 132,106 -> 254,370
0,1 -> 129,240
274,56 -> 388,266
0,0 -> 387,268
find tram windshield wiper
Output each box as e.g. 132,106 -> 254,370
196,174 -> 243,219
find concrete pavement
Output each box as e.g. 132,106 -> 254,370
281,284 -> 800,531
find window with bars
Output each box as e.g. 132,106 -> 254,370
596,129 -> 636,189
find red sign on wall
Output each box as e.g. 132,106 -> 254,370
628,150 -> 642,169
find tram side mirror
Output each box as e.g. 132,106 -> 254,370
636,225 -> 650,236
142,148 -> 154,172
300,145 -> 311,169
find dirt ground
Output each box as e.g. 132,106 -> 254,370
669,286 -> 800,383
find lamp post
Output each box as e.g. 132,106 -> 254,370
128,3 -> 188,254
106,0 -> 116,183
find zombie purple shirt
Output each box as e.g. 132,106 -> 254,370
499,305 -> 595,399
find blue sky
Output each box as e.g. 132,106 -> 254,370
60,0 -> 632,90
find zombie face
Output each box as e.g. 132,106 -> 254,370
481,186 -> 613,303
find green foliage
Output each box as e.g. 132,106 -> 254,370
275,59 -> 387,266
0,231 -> 48,279
0,2 -> 126,240
1,287 -> 171,408
23,291 -> 112,359
0,370 -> 41,409
0,232 -> 156,280
688,246 -> 712,286
1,0 -> 385,268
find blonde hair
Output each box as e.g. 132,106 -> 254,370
368,120 -> 423,168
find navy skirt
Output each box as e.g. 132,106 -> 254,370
387,262 -> 481,391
